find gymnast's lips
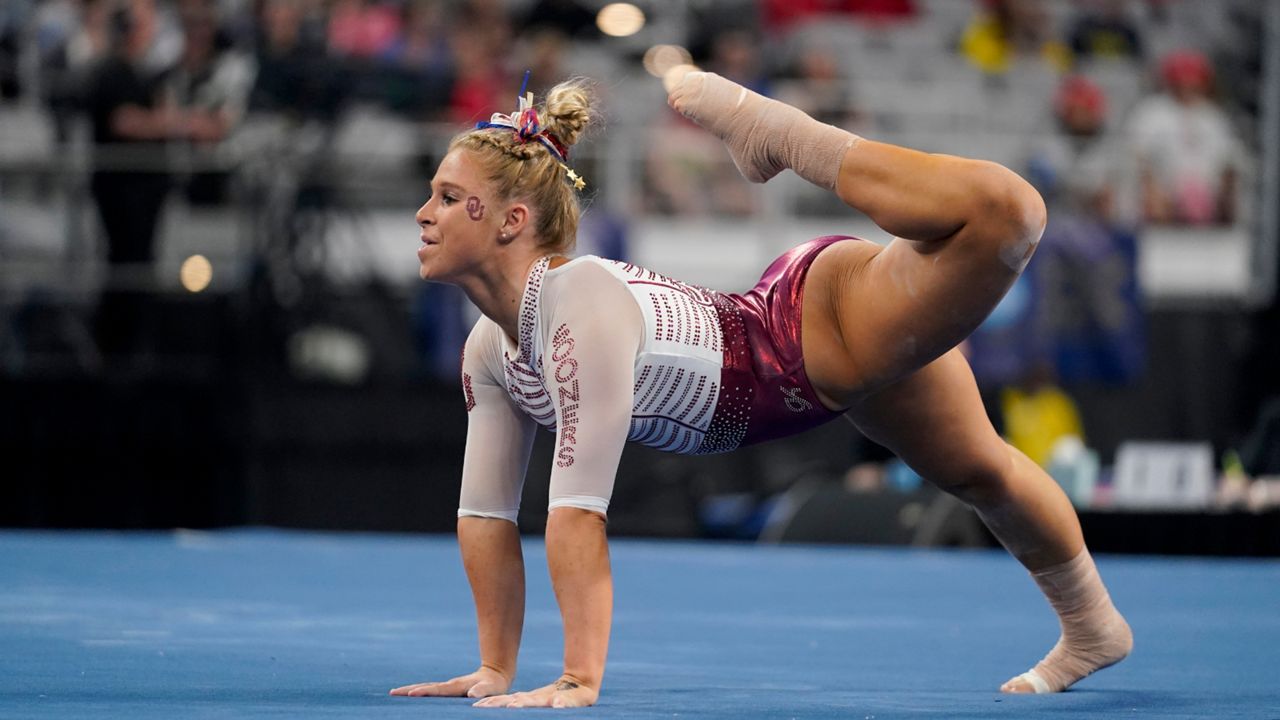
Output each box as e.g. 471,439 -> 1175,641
417,235 -> 439,259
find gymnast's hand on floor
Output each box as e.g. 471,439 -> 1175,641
388,666 -> 510,698
471,676 -> 599,709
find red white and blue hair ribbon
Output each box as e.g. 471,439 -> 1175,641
476,70 -> 570,163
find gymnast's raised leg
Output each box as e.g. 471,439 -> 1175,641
668,70 -> 1132,693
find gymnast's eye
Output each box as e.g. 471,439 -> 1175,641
442,194 -> 458,205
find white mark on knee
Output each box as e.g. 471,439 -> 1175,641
999,234 -> 1039,273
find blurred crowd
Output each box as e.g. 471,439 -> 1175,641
648,0 -> 1259,227
0,0 -> 1261,225
1,0 -> 604,131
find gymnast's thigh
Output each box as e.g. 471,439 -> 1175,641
799,238 -> 881,406
843,348 -> 1008,491
803,235 -> 1021,403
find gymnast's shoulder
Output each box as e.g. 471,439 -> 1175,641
462,314 -> 506,378
542,255 -> 639,313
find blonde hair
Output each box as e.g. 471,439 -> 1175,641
449,78 -> 595,255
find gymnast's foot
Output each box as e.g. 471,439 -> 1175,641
1001,607 -> 1132,693
1001,550 -> 1134,693
471,676 -> 599,709
666,71 -> 857,189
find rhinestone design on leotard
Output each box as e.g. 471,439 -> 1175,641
502,256 -> 557,428
605,260 -> 730,453
695,292 -> 752,454
460,347 -> 476,413
494,256 -> 757,456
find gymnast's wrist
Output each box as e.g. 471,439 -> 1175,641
478,661 -> 515,686
554,671 -> 599,693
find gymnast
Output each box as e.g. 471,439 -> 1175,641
389,71 -> 1132,708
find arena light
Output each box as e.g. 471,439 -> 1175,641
662,63 -> 700,94
597,3 -> 645,38
180,254 -> 213,293
643,44 -> 692,78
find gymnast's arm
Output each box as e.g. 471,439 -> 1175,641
390,323 -> 536,699
477,264 -> 641,708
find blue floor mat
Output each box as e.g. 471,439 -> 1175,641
2,529 -> 1278,719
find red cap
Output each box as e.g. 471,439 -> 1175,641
1055,75 -> 1107,120
1160,50 -> 1212,89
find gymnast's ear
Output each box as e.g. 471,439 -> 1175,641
498,202 -> 530,245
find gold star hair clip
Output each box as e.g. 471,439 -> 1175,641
559,163 -> 586,192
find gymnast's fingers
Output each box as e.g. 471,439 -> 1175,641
389,676 -> 470,697
472,692 -> 519,708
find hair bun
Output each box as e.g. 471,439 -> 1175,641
541,78 -> 595,150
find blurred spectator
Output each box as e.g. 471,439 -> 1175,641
646,113 -> 752,217
774,44 -> 865,215
522,0 -> 598,40
327,0 -> 401,59
646,29 -> 774,217
32,0 -> 86,139
960,0 -> 1070,76
1066,0 -> 1144,64
166,0 -> 257,203
377,0 -> 453,117
1000,364 -> 1085,467
523,28 -> 569,97
0,0 -> 28,100
380,0 -> 450,74
775,45 -> 863,142
1035,75 -> 1144,385
762,0 -> 918,34
446,27 -> 508,124
84,0 -> 175,361
706,29 -> 770,96
68,0 -> 116,68
444,0 -> 512,124
216,0 -> 259,50
1029,75 -> 1116,219
969,74 -> 1145,389
1126,50 -> 1242,226
457,0 -> 513,59
251,0 -> 342,120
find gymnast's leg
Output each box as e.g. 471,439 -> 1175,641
669,71 -> 1131,692
845,351 -> 1132,693
669,70 -> 1043,389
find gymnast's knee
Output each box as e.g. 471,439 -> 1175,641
952,164 -> 1047,275
928,442 -> 1018,508
990,175 -> 1047,274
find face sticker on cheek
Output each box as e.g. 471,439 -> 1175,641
465,196 -> 485,221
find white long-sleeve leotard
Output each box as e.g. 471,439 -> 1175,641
457,254 -> 731,522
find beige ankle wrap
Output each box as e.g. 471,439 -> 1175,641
667,71 -> 858,190
1003,548 -> 1133,693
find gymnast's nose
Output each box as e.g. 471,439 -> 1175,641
416,200 -> 434,226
